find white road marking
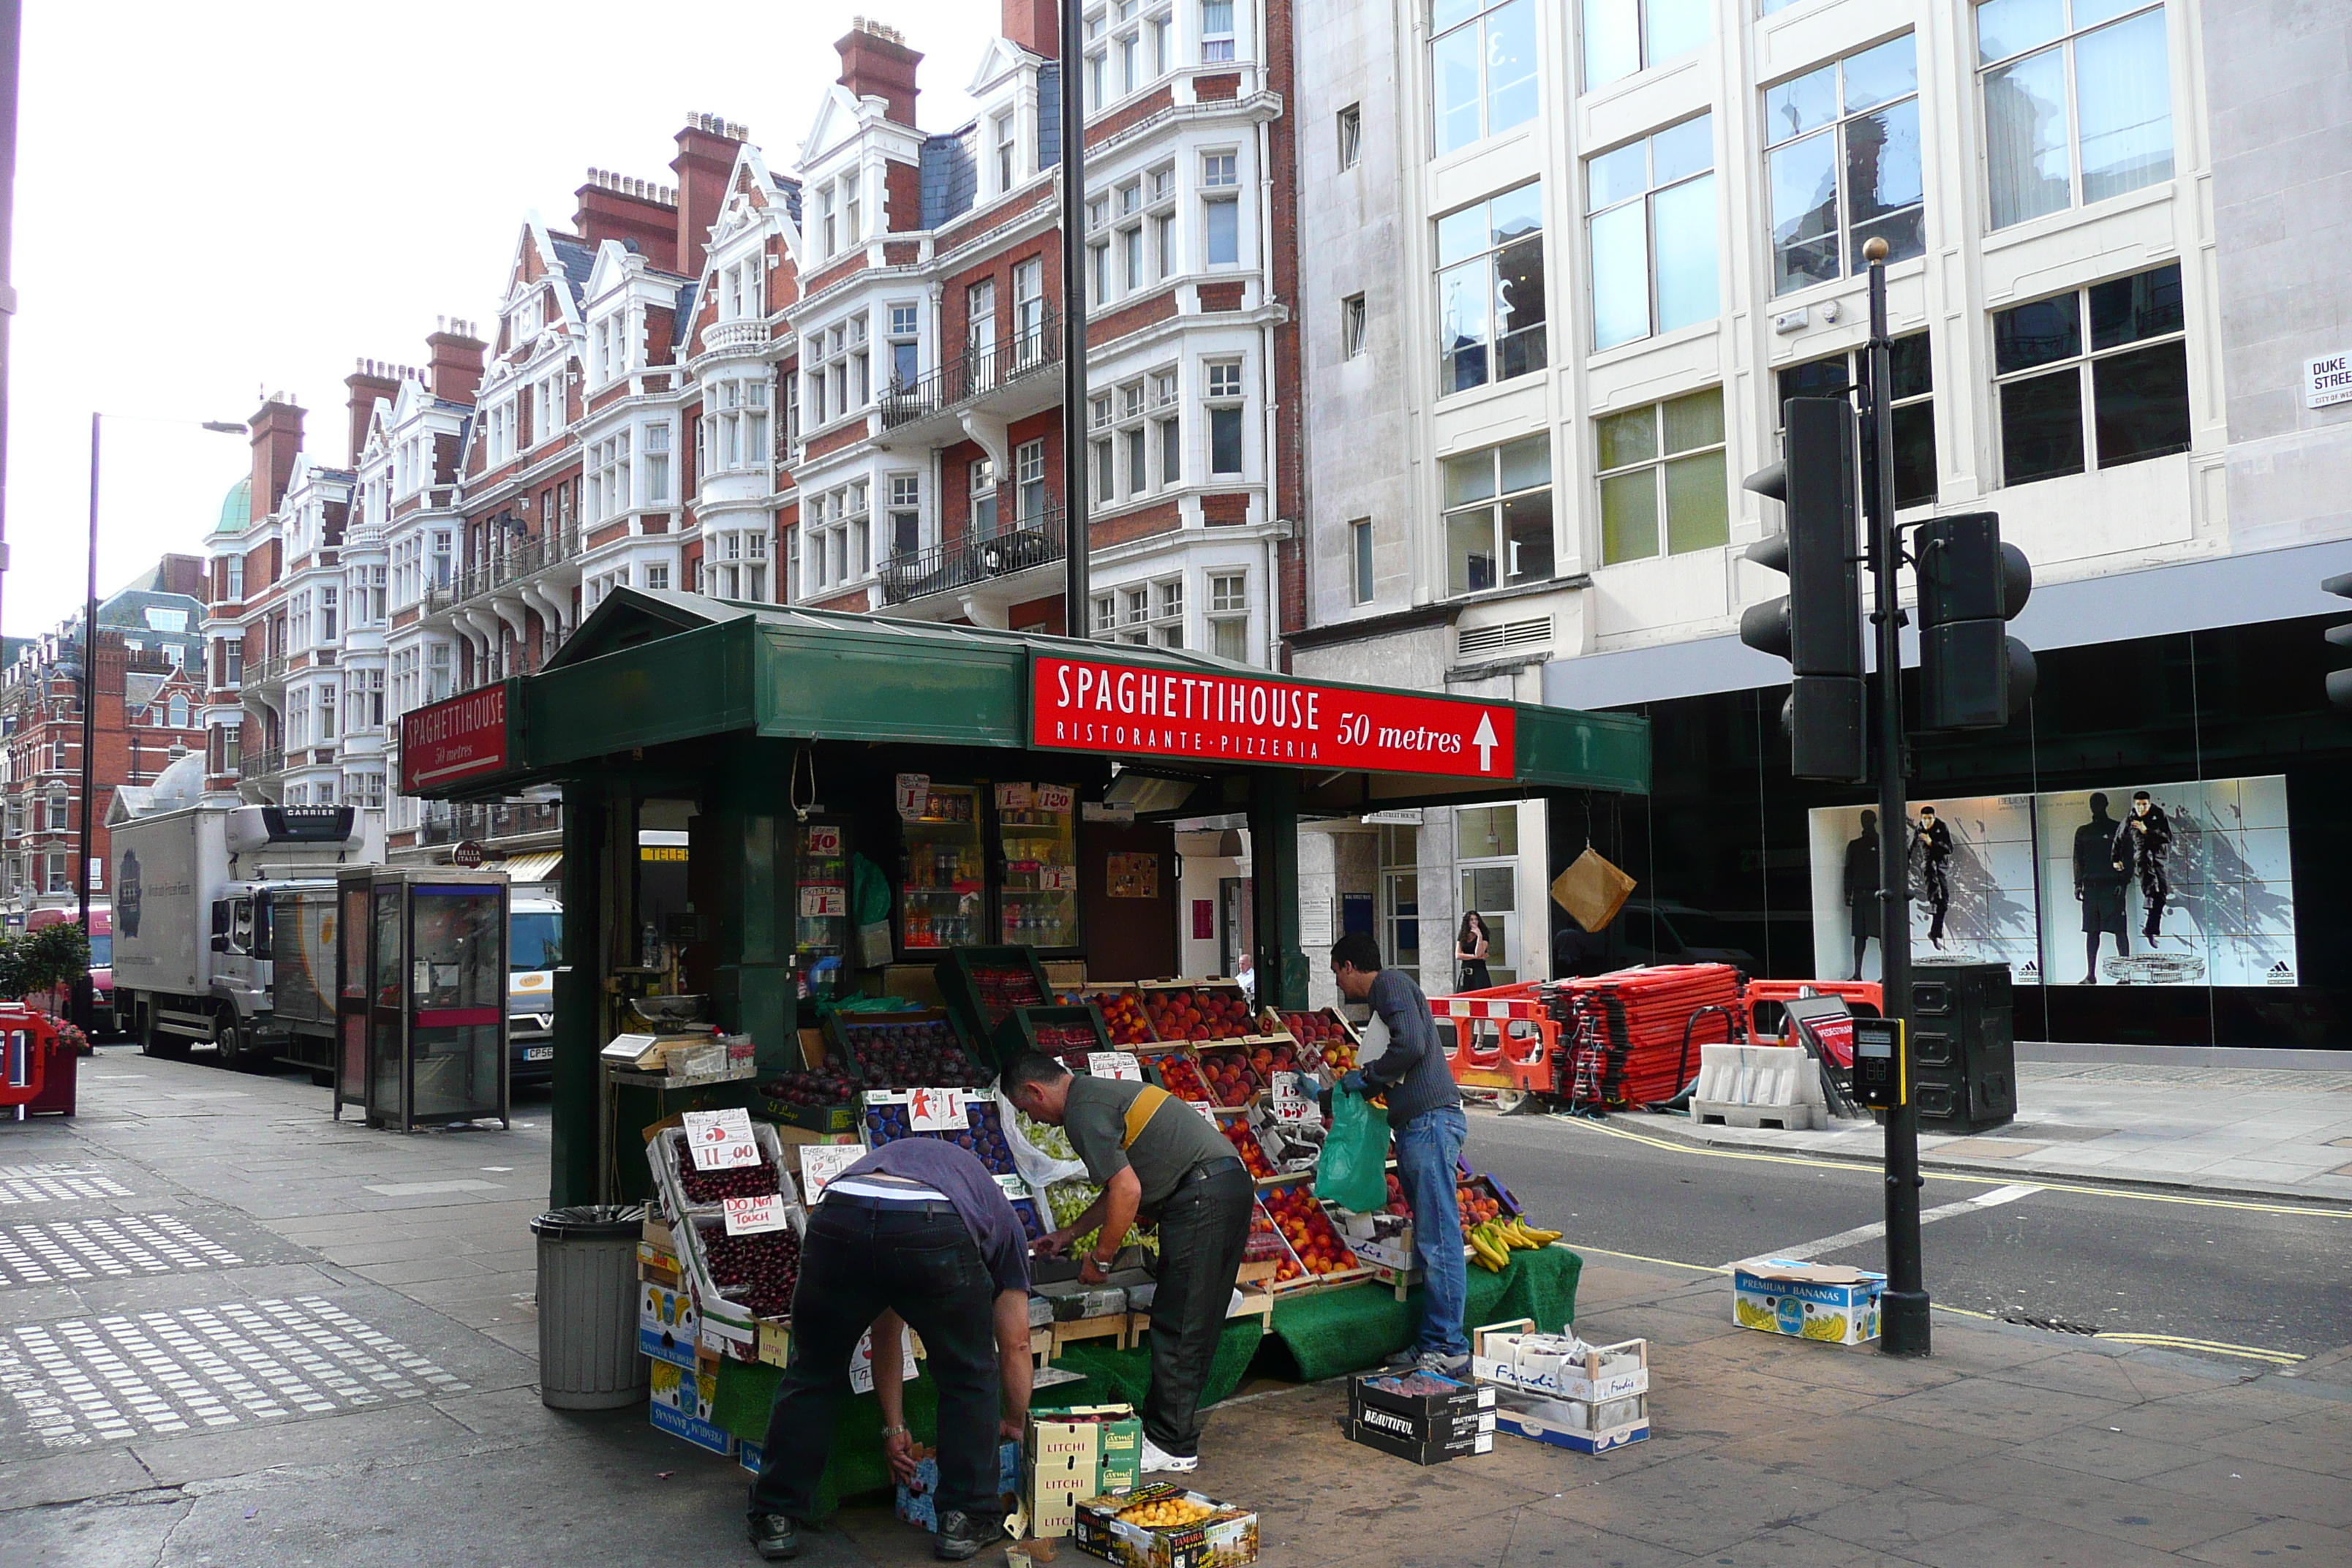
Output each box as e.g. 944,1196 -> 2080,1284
1727,1183 -> 2043,1269
361,1180 -> 505,1196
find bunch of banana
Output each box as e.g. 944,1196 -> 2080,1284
1466,1217 -> 1562,1271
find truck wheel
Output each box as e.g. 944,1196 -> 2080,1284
216,1011 -> 260,1072
138,1006 -> 190,1060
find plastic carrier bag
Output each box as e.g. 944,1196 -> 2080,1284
1315,1083 -> 1389,1214
852,853 -> 895,968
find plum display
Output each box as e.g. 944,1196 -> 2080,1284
759,1067 -> 857,1107
1364,1372 -> 1461,1396
1141,987 -> 1253,1043
842,1018 -> 987,1090
674,1141 -> 783,1205
698,1221 -> 800,1319
1261,1182 -> 1357,1278
1009,1196 -> 1047,1244
861,1097 -> 1018,1176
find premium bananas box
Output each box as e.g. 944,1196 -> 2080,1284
1074,1483 -> 1259,1568
638,1282 -> 700,1369
1731,1259 -> 1885,1345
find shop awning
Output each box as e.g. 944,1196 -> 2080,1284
402,590 -> 1649,805
498,851 -> 562,885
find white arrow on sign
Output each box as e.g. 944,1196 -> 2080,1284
1472,713 -> 1499,772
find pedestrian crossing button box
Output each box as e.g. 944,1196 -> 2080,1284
1852,1017 -> 1904,1110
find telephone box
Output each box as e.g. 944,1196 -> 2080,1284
334,867 -> 511,1131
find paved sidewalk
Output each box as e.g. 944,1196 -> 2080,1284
1624,1060 -> 2352,1202
3,1047 -> 2345,1568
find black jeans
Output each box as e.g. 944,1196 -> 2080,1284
748,1202 -> 1001,1529
1140,1165 -> 1253,1457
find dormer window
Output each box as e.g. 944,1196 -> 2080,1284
995,113 -> 1018,192
592,309 -> 633,384
817,187 -> 836,257
720,257 -> 763,323
843,173 -> 862,249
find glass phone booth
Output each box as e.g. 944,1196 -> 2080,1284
334,867 -> 511,1131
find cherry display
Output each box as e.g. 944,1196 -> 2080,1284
675,1142 -> 782,1205
698,1221 -> 801,1319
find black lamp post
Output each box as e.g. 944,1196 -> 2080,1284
74,413 -> 244,1030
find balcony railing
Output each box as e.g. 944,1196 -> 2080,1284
448,524 -> 584,607
701,318 -> 768,356
880,306 -> 1060,430
252,654 -> 288,687
238,747 -> 282,780
420,799 -> 562,845
879,504 -> 1066,607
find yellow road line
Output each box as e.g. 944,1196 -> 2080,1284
1565,1117 -> 2349,1221
1562,1242 -> 1727,1274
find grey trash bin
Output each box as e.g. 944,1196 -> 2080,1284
531,1204 -> 651,1409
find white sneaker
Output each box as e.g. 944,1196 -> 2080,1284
1139,1437 -> 1199,1474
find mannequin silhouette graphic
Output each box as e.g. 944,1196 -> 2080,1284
2073,793 -> 2130,981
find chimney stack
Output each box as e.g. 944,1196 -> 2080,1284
836,18 -> 923,128
575,167 -> 682,265
426,322 -> 487,406
1002,0 -> 1058,59
248,396 -> 305,517
344,358 -> 401,469
672,113 -> 747,281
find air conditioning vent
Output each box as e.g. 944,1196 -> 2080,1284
1457,615 -> 1552,657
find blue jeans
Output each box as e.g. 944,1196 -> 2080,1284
1394,1104 -> 1469,1357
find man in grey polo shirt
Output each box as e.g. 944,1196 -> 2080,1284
1005,1054 -> 1250,1476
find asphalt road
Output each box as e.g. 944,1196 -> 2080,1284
1462,1107 -> 2352,1365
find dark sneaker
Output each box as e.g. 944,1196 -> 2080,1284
747,1512 -> 800,1561
935,1509 -> 990,1561
1414,1351 -> 1471,1379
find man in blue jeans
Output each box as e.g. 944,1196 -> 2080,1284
1330,931 -> 1469,1374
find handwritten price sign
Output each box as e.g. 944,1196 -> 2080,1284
805,824 -> 843,856
797,1143 -> 864,1203
1270,1071 -> 1320,1124
907,1087 -> 968,1132
682,1108 -> 761,1172
1087,1052 -> 1142,1082
722,1194 -> 789,1235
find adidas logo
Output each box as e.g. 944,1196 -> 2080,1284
2271,962 -> 2292,974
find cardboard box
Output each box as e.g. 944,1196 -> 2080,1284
1471,1322 -> 1649,1401
648,1359 -> 718,1422
638,1282 -> 700,1368
1490,1388 -> 1650,1455
1074,1485 -> 1259,1568
649,1396 -> 736,1456
637,1240 -> 684,1290
1024,1405 -> 1144,1535
739,1439 -> 764,1476
758,1318 -> 791,1369
897,1439 -> 1023,1531
1343,1372 -> 1496,1464
1731,1259 -> 1885,1345
1343,1415 -> 1494,1466
1036,1281 -> 1131,1322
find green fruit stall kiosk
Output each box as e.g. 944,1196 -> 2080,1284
399,589 -> 1650,1490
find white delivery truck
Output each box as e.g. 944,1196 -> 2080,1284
505,894 -> 563,1084
112,797 -> 383,1075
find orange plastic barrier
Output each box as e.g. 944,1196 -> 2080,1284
1742,979 -> 1883,1044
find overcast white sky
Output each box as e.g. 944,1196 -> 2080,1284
1,0 -> 1000,636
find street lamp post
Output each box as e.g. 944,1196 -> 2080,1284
74,413 -> 244,1030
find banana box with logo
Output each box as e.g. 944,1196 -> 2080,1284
638,1281 -> 700,1369
1731,1259 -> 1885,1345
1074,1483 -> 1259,1568
647,1360 -> 734,1456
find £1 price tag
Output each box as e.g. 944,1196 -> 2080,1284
895,773 -> 931,820
682,1108 -> 761,1171
1270,1072 -> 1319,1124
722,1194 -> 788,1235
907,1086 -> 967,1132
1086,1051 -> 1142,1082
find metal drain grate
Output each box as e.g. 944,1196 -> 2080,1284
2000,1311 -> 2101,1335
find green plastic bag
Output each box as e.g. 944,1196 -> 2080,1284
1315,1085 -> 1388,1214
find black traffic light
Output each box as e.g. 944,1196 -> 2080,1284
1742,398 -> 1864,780
2326,571 -> 2352,710
1915,513 -> 2035,730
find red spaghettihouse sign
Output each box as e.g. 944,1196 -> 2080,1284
1030,655 -> 1516,780
399,685 -> 511,794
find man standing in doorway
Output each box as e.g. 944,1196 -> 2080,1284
1006,1055 -> 1250,1475
1328,931 -> 1469,1374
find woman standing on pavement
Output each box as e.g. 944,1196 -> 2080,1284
1455,911 -> 1491,992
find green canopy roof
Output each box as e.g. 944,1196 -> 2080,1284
440,589 -> 1648,805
